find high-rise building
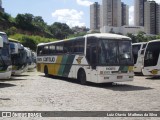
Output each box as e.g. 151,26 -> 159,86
156,4 -> 160,34
144,1 -> 156,34
90,2 -> 100,31
121,2 -> 129,26
101,0 -> 122,27
134,0 -> 147,26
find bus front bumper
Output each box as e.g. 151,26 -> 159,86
98,73 -> 134,83
0,66 -> 12,79
142,67 -> 160,76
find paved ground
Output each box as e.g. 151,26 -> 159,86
0,70 -> 160,120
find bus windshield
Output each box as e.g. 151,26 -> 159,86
0,34 -> 9,43
132,44 -> 141,64
144,42 -> 160,67
0,33 -> 11,67
99,39 -> 133,65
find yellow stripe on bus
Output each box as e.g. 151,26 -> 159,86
54,56 -> 63,75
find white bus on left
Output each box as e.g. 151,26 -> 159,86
0,32 -> 12,79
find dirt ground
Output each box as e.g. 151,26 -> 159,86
0,70 -> 160,120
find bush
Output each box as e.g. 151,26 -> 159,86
9,34 -> 57,51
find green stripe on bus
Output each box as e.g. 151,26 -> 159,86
54,56 -> 63,75
58,55 -> 69,76
119,66 -> 129,72
63,55 -> 75,77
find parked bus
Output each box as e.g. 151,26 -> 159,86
132,42 -> 147,73
9,38 -> 28,75
0,32 -> 12,79
28,51 -> 36,71
142,40 -> 160,76
37,33 -> 134,84
24,47 -> 36,71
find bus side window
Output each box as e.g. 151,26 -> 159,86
42,46 -> 49,55
56,43 -> 64,54
86,37 -> 97,69
64,41 -> 73,54
49,45 -> 56,55
73,38 -> 85,54
37,46 -> 43,55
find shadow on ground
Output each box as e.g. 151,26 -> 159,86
0,83 -> 16,88
146,76 -> 160,80
40,75 -> 153,92
0,98 -> 11,101
11,75 -> 29,77
0,77 -> 27,82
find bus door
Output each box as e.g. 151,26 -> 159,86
86,37 -> 98,82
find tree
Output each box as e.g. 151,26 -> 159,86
15,13 -> 34,30
49,22 -> 73,39
136,31 -> 147,42
127,33 -> 137,43
21,36 -> 37,51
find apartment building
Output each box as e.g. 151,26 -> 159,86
90,2 -> 100,31
101,0 -> 122,27
135,0 -> 147,26
144,1 -> 156,34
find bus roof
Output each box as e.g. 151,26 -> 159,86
38,33 -> 131,46
8,38 -> 20,43
148,39 -> 160,43
0,31 -> 6,35
132,42 -> 147,45
85,33 -> 131,39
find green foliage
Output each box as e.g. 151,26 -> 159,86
15,13 -> 34,30
6,27 -> 17,36
1,12 -> 73,39
68,32 -> 87,38
49,22 -> 73,39
0,12 -> 13,22
127,31 -> 157,43
9,34 -> 57,51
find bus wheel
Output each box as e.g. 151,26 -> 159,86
44,66 -> 48,76
78,69 -> 86,85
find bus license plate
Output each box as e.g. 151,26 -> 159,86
151,70 -> 158,75
117,76 -> 123,79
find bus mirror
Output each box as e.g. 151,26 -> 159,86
10,43 -> 18,54
0,36 -> 3,48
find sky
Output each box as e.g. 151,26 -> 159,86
2,0 -> 160,28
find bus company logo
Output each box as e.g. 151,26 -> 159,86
2,112 -> 12,117
37,57 -> 55,63
43,57 -> 55,63
76,57 -> 83,64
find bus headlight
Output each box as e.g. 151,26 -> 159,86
128,66 -> 134,72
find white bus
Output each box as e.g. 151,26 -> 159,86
24,47 -> 36,71
132,42 -> 147,73
142,40 -> 160,76
9,38 -> 28,75
28,51 -> 36,71
0,32 -> 12,79
37,33 -> 134,84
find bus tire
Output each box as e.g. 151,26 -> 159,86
78,69 -> 87,85
44,66 -> 48,76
